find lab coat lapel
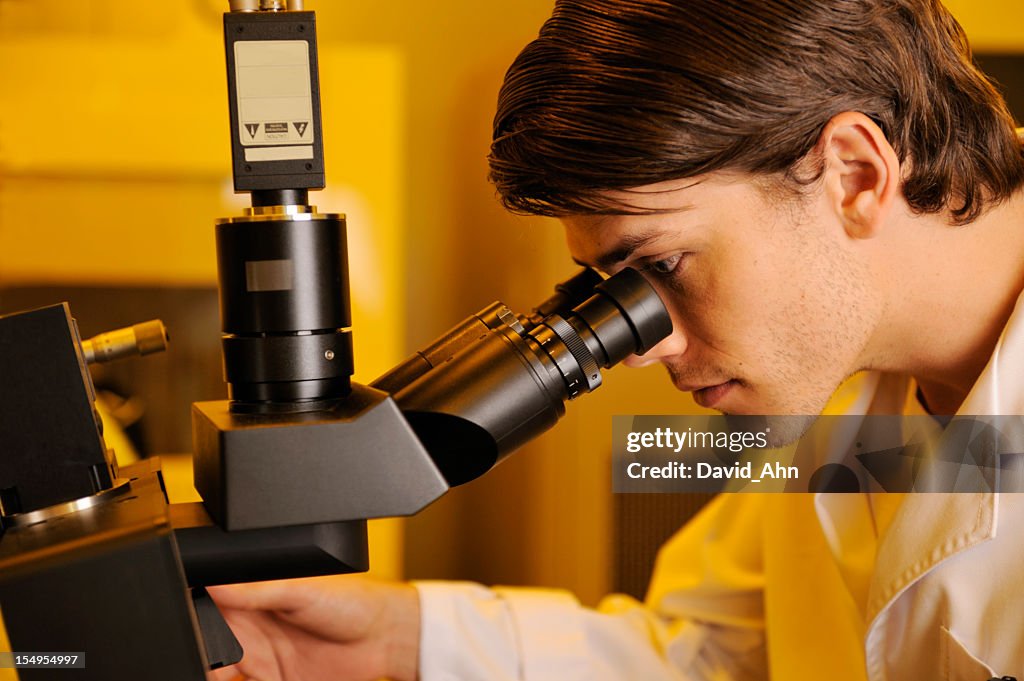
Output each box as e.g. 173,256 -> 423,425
864,491 -> 996,627
862,287 -> 1024,648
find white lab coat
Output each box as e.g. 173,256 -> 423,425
415,289 -> 1024,681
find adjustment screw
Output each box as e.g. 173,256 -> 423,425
324,349 -> 335,361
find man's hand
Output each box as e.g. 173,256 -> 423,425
206,575 -> 420,681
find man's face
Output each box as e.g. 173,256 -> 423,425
563,172 -> 882,418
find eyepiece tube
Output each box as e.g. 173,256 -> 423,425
373,269 -> 607,396
521,267 -> 604,330
381,268 -> 671,486
594,270 -> 674,356
567,268 -> 673,367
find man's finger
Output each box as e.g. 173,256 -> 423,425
208,579 -> 320,613
206,666 -> 244,680
208,575 -> 384,641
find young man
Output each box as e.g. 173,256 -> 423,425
210,1 -> 1024,679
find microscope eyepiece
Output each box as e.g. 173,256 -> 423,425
375,268 -> 672,486
523,268 -> 672,398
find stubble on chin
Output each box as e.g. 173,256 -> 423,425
662,368 -> 824,449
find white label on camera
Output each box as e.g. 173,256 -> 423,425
235,40 -> 314,148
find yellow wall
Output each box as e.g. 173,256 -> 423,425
0,4 -> 407,383
946,1 -> 1024,52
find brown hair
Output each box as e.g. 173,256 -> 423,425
489,0 -> 1024,224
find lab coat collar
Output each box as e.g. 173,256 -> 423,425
862,286 -> 1024,627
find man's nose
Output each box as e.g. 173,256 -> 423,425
622,327 -> 687,368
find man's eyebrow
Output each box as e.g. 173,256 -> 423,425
572,230 -> 668,271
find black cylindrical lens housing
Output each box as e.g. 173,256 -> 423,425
393,327 -> 567,485
385,267 -> 672,486
215,213 -> 353,409
592,269 -> 673,356
216,215 -> 350,333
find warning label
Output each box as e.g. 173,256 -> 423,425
235,40 -> 314,148
265,122 -> 290,140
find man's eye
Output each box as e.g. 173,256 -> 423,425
646,254 -> 683,276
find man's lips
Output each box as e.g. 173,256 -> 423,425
673,378 -> 733,392
682,379 -> 739,409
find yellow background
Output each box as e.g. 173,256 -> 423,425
1,0 -> 1022,677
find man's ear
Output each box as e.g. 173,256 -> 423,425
818,112 -> 900,238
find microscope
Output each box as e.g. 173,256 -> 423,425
0,1 -> 671,678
